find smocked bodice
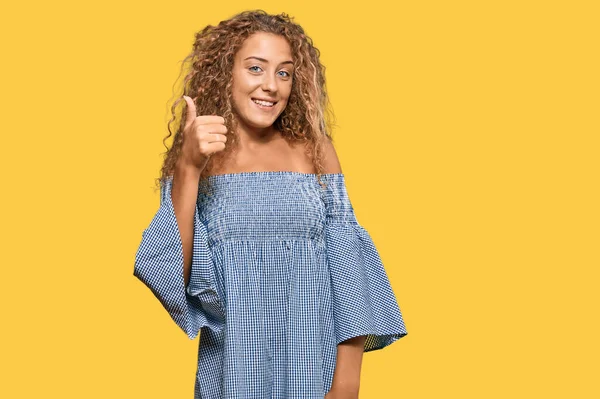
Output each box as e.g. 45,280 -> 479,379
196,172 -> 344,247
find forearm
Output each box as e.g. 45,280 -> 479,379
331,335 -> 367,393
171,159 -> 202,288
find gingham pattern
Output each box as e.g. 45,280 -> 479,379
134,171 -> 407,399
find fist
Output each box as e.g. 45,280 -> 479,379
179,95 -> 228,171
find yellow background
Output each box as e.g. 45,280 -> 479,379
1,0 -> 598,398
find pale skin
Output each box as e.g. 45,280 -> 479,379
171,31 -> 365,398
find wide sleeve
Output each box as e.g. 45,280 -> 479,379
133,175 -> 225,340
322,174 -> 408,352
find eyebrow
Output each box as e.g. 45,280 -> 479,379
244,56 -> 294,66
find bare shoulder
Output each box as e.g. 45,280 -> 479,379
322,136 -> 342,174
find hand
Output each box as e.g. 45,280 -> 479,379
324,386 -> 359,399
179,95 -> 228,171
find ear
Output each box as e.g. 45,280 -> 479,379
322,136 -> 343,174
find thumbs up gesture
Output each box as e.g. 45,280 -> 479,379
179,95 -> 228,171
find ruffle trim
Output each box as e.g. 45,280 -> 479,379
134,176 -> 225,339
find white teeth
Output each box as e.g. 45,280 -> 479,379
252,99 -> 275,107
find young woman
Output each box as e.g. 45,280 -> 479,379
134,10 -> 407,399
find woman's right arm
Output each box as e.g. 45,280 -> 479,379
171,159 -> 202,288
173,95 -> 228,287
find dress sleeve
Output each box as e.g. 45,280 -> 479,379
322,174 -> 408,351
133,176 -> 225,340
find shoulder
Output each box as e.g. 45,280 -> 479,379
322,136 -> 343,174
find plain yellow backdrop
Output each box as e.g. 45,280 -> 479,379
1,0 -> 598,398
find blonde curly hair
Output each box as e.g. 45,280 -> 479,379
156,9 -> 337,192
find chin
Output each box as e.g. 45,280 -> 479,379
245,114 -> 281,129
250,120 -> 277,129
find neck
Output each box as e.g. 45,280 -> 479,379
236,122 -> 281,150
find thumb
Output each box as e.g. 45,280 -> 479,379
182,95 -> 197,127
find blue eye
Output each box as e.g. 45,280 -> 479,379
248,66 -> 291,78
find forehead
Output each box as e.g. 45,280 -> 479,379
235,32 -> 292,61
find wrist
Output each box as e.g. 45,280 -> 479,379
176,156 -> 203,175
175,158 -> 203,183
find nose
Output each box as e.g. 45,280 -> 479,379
261,73 -> 277,92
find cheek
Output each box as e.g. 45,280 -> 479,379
231,80 -> 249,103
281,86 -> 293,106
230,87 -> 247,114
278,82 -> 292,99
231,72 -> 248,94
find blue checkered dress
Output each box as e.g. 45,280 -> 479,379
134,171 -> 407,398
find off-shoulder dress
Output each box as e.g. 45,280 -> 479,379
134,171 -> 408,398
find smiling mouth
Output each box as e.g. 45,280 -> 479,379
251,98 -> 277,108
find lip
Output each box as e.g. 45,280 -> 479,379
250,98 -> 277,111
251,97 -> 278,104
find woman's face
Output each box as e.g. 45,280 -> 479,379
231,32 -> 294,133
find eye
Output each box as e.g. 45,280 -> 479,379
249,65 -> 262,72
278,70 -> 291,78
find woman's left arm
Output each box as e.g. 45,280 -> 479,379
328,335 -> 367,397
